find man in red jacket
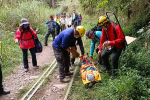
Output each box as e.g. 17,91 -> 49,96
97,16 -> 125,77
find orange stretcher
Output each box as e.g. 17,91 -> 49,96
80,55 -> 101,85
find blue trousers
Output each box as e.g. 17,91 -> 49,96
22,48 -> 37,69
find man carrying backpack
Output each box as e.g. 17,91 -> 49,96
86,29 -> 102,61
97,16 -> 125,77
44,15 -> 56,46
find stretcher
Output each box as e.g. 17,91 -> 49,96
80,55 -> 101,85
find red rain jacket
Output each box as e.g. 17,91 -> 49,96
15,27 -> 37,49
99,23 -> 125,50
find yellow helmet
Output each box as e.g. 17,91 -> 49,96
97,16 -> 108,26
76,26 -> 85,37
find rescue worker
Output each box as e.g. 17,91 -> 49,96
0,64 -> 10,95
97,16 -> 125,77
86,30 -> 102,61
52,26 -> 85,82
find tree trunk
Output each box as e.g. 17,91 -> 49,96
0,0 -> 3,7
52,0 -> 54,8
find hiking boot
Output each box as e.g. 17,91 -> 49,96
60,78 -> 70,83
65,71 -> 73,76
69,66 -> 73,71
94,60 -> 102,65
24,68 -> 29,72
33,66 -> 39,68
72,64 -> 76,66
111,70 -> 118,78
100,65 -> 106,72
44,44 -> 47,46
0,90 -> 10,95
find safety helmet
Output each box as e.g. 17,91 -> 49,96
97,16 -> 108,26
87,73 -> 95,82
86,31 -> 93,39
76,26 -> 85,37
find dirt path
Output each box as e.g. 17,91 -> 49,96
0,42 -> 55,100
32,69 -> 70,100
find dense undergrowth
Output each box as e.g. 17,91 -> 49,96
0,0 -> 150,99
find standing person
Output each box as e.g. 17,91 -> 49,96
97,16 -> 125,77
15,18 -> 39,72
72,10 -> 78,28
86,30 -> 102,61
78,13 -> 82,26
66,14 -> 72,28
54,14 -> 61,35
44,15 -> 56,46
0,64 -> 10,95
60,14 -> 66,31
52,26 -> 85,82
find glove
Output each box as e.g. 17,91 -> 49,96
15,39 -> 18,43
80,55 -> 84,61
90,56 -> 93,60
70,50 -> 80,58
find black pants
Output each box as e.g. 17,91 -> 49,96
0,64 -> 3,92
101,48 -> 122,70
53,47 -> 69,79
56,24 -> 60,35
44,30 -> 55,45
22,48 -> 37,69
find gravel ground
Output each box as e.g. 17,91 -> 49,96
0,42 -> 55,100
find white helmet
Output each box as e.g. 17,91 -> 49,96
87,73 -> 95,82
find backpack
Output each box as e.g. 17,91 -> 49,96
21,30 -> 43,53
48,21 -> 55,32
104,23 -> 127,51
112,24 -> 127,51
34,37 -> 43,53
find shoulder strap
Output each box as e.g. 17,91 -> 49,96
113,23 -> 117,39
104,31 -> 108,41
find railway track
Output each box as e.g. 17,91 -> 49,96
21,59 -> 80,100
21,59 -> 57,100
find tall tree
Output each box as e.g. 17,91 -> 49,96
52,0 -> 54,8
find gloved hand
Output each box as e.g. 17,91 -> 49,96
90,56 -> 93,60
80,55 -> 84,61
70,50 -> 80,58
15,39 -> 18,43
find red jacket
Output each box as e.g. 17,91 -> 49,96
99,23 -> 125,50
15,27 -> 37,49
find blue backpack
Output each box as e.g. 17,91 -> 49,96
34,37 -> 42,53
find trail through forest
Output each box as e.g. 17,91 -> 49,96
0,42 -> 56,100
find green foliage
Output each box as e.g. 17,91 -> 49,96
123,11 -> 150,37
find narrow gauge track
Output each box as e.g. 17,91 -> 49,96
21,59 -> 57,100
21,59 -> 79,100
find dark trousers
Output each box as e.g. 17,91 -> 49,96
74,22 -> 77,28
56,24 -> 60,35
101,48 -> 122,70
0,64 -> 3,92
44,30 -> 55,45
53,47 -> 69,79
22,48 -> 37,69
